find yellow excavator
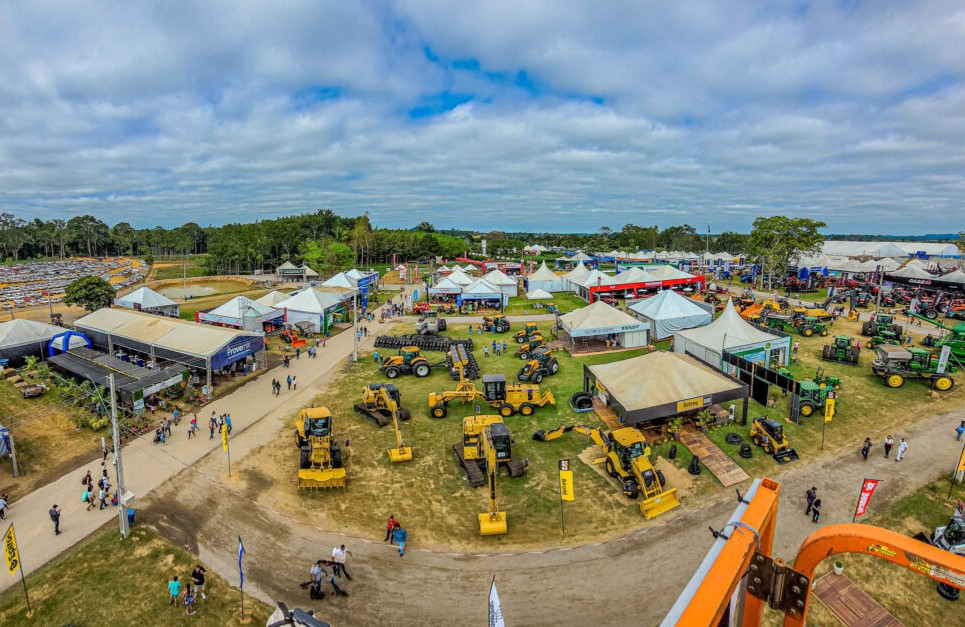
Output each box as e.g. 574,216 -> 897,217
428,373 -> 556,418
533,424 -> 680,519
294,407 -> 346,489
383,387 -> 412,463
455,414 -> 528,488
478,423 -> 508,536
353,384 -> 411,428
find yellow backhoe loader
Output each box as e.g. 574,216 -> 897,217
455,414 -> 527,487
353,383 -> 411,427
294,407 -> 346,489
532,423 -> 680,518
428,373 -> 555,418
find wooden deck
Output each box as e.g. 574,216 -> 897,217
591,397 -> 624,431
812,573 -> 903,627
678,426 -> 749,487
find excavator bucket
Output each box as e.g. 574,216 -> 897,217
478,511 -> 508,536
388,446 -> 413,463
639,488 -> 681,519
773,448 -> 800,464
297,468 -> 347,489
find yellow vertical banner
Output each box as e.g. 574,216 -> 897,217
3,524 -> 19,574
221,422 -> 229,451
824,398 -> 835,423
956,442 -> 965,473
558,458 -> 574,501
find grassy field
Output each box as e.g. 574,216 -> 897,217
762,477 -> 965,626
148,256 -> 207,281
0,525 -> 272,625
501,291 -> 587,316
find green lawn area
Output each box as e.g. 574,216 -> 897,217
500,291 -> 588,316
0,525 -> 271,625
149,255 -> 207,281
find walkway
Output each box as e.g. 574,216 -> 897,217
812,573 -> 903,626
678,426 -> 750,487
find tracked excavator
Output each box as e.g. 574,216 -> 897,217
294,407 -> 346,489
533,423 -> 680,519
353,384 -> 411,427
381,386 -> 412,463
454,414 -> 527,488
477,423 -> 509,536
663,477 -> 965,626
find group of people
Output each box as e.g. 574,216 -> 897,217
385,515 -> 408,556
207,412 -> 232,439
81,465 -> 113,511
270,375 -> 297,395
483,339 -> 509,357
305,545 -> 354,599
167,565 -> 207,617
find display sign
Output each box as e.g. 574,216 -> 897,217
3,524 -> 19,574
937,345 -> 952,374
211,336 -> 260,370
142,370 -> 189,398
221,422 -> 229,451
676,396 -> 712,412
824,397 -> 836,423
558,459 -> 574,502
854,478 -> 880,518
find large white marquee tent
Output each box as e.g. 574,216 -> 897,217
628,290 -> 713,340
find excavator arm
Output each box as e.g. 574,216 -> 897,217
385,394 -> 412,462
532,424 -> 605,446
478,428 -> 508,535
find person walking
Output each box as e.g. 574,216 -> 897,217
805,487 -> 817,516
896,437 -> 908,462
292,376 -> 298,391
168,575 -> 182,607
295,346 -> 301,360
188,415 -> 198,439
957,421 -> 965,442
811,498 -> 822,523
884,434 -> 894,458
99,486 -> 108,510
332,545 -> 353,580
102,441 -> 109,461
0,494 -> 8,521
271,378 -> 278,396
323,561 -> 348,596
225,414 -> 232,435
287,375 -> 292,391
392,524 -> 407,557
49,504 -> 61,534
191,565 -> 207,600
209,415 -> 217,439
385,515 -> 398,541
861,437 -> 872,460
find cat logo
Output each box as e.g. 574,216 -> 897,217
867,543 -> 896,558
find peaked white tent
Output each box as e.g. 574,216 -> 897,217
675,300 -> 790,369
646,265 -> 695,280
114,287 -> 180,317
939,269 -> 965,285
436,265 -> 452,274
877,258 -> 902,271
613,267 -> 658,284
483,269 -> 519,297
461,278 -> 502,300
255,290 -> 294,306
447,268 -> 475,286
559,301 -> 649,347
563,262 -> 591,292
275,288 -> 343,333
323,272 -> 357,288
525,261 -> 567,293
526,288 -> 553,300
570,252 -> 593,262
198,296 -> 284,331
579,269 -> 617,288
428,276 -> 464,295
888,265 -> 934,280
629,290 -> 713,340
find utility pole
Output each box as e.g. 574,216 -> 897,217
352,292 -> 359,363
7,424 -> 19,477
108,374 -> 130,538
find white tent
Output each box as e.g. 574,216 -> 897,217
524,261 -> 567,293
436,265 -> 451,274
429,277 -> 464,295
0,319 -> 88,363
877,258 -> 902,271
461,278 -> 503,302
629,290 -> 713,340
939,269 -> 965,285
482,269 -> 519,297
646,265 -> 695,280
447,268 -> 475,286
275,288 -> 343,333
828,258 -> 869,273
526,288 -> 554,300
462,264 -> 479,273
198,296 -> 284,331
888,265 -> 934,280
563,262 -> 591,292
114,287 -> 180,317
675,300 -> 790,369
579,269 -> 617,288
570,252 -> 593,262
559,301 -> 649,347
256,290 -> 294,306
612,267 -> 658,284
322,272 -> 357,288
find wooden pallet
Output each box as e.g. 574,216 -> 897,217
812,573 -> 903,627
591,397 -> 623,431
678,426 -> 749,487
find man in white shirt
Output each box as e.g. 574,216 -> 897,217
331,544 -> 353,580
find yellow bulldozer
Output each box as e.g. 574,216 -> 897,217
532,424 -> 680,519
294,407 -> 346,489
353,383 -> 411,428
428,373 -> 555,418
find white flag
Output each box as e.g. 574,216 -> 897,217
489,576 -> 505,627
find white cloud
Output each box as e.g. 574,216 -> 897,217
0,1 -> 963,234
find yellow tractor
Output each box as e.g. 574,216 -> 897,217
483,314 -> 511,333
294,407 -> 346,489
517,347 -> 560,383
428,373 -> 556,419
514,321 -> 540,343
379,346 -> 435,379
533,424 -> 680,519
455,414 -> 527,487
515,334 -> 544,360
353,384 -> 411,428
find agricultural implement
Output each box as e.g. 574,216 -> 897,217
910,312 -> 965,360
871,345 -> 956,390
294,407 -> 346,489
374,334 -> 474,353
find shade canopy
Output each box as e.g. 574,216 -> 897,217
629,290 -> 712,340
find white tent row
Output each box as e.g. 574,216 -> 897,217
525,261 -> 568,293
822,240 -> 962,259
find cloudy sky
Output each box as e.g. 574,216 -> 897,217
2,1 -> 964,234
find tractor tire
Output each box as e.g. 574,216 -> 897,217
330,444 -> 343,469
820,328 -> 829,337
414,363 -> 431,377
533,373 -> 543,384
398,408 -> 412,421
886,373 -> 905,388
724,433 -> 744,445
688,457 -> 702,476
923,309 -> 938,320
516,336 -> 525,344
822,345 -> 831,360
739,444 -> 753,458
862,321 -> 873,336
933,376 -> 954,392
803,327 -> 814,337
626,483 -> 640,499
656,470 -> 666,489
516,367 -> 528,382
431,404 -> 447,419
762,440 -> 774,455
571,392 -> 593,410
891,325 -> 903,337
438,319 -> 447,331
518,351 -> 529,361
519,403 -> 535,416
605,459 -> 617,477
669,444 -> 677,459
299,446 -> 311,469
549,359 -> 559,374
499,404 -> 514,418
752,435 -> 762,447
385,367 -> 400,379
799,404 -> 814,417
846,348 -> 857,363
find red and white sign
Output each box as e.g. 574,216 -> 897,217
854,478 -> 880,518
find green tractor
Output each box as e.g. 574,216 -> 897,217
871,345 -> 956,390
861,313 -> 903,348
812,367 -> 841,390
821,335 -> 859,364
797,381 -> 836,418
793,315 -> 828,337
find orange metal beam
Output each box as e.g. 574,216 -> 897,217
673,478 -> 782,626
785,523 -> 965,627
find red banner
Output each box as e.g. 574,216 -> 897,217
854,478 -> 880,518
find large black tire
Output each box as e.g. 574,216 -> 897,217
414,363 -> 431,377
518,351 -> 529,360
822,345 -> 831,360
516,367 -> 528,381
762,441 -> 774,455
626,482 -> 640,499
431,403 -> 447,419
803,327 -> 814,337
891,325 -> 903,337
533,373 -> 543,384
571,392 -> 593,409
799,404 -> 814,417
688,457 -> 702,475
725,433 -> 744,445
385,367 -> 400,379
605,459 -> 617,477
848,348 -> 858,363
752,435 -> 762,447
438,318 -> 447,330
519,403 -> 535,416
499,404 -> 514,418
656,470 -> 666,489
516,335 -> 525,344
739,444 -> 753,458
669,444 -> 677,459
330,444 -> 343,468
549,359 -> 559,374
862,321 -> 873,336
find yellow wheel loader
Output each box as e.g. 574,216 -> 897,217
294,407 -> 346,489
455,415 -> 527,488
428,373 -> 555,419
532,423 -> 680,519
353,384 -> 411,427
